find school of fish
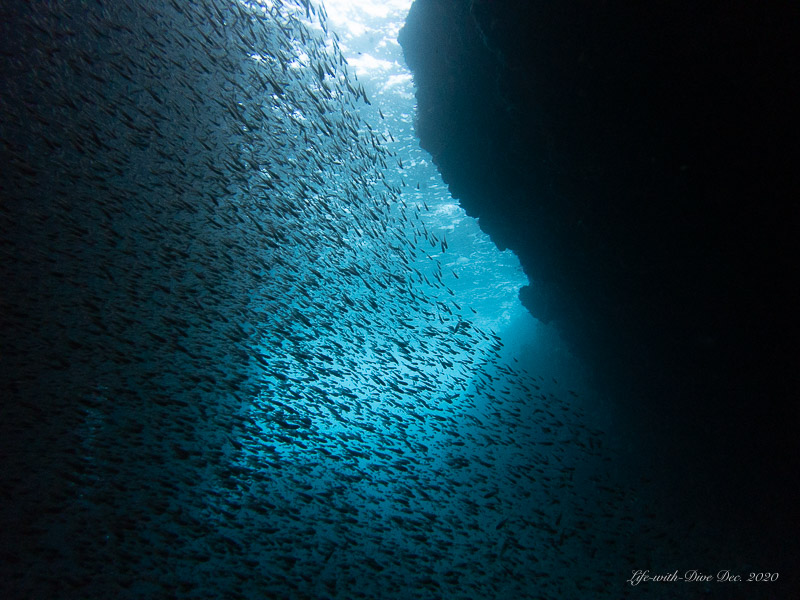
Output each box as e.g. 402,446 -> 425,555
0,0 -> 689,598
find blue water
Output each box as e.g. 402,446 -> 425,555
0,1 -> 688,598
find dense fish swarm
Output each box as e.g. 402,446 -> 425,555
1,1 -> 685,598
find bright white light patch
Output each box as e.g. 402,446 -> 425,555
323,0 -> 413,25
348,54 -> 394,76
384,73 -> 411,89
